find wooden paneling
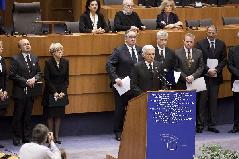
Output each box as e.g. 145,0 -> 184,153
1,27 -> 239,115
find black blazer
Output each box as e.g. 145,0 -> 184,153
42,57 -> 69,106
0,57 -> 7,92
114,11 -> 145,31
9,53 -> 41,99
130,60 -> 163,96
196,38 -> 227,83
106,44 -> 143,84
155,46 -> 176,71
228,45 -> 239,86
156,12 -> 179,29
79,12 -> 109,33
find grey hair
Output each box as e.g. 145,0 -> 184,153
157,30 -> 168,39
184,33 -> 195,40
49,42 -> 63,54
124,29 -> 137,38
142,45 -> 155,56
160,0 -> 175,11
123,0 -> 133,5
207,25 -> 217,32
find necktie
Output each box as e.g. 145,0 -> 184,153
149,63 -> 153,72
131,47 -> 137,63
210,41 -> 215,49
187,49 -> 192,68
25,54 -> 32,73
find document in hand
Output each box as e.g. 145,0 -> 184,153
113,76 -> 131,96
186,77 -> 207,92
207,59 -> 218,68
232,80 -> 239,92
174,71 -> 181,83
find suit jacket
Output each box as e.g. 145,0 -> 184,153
130,60 -> 163,96
114,11 -> 144,31
156,12 -> 179,29
79,12 -> 109,33
175,48 -> 204,87
9,53 -> 41,99
0,57 -> 7,91
42,57 -> 69,106
228,45 -> 239,87
196,38 -> 227,83
138,0 -> 162,6
106,44 -> 143,84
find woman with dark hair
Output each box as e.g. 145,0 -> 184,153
79,0 -> 109,33
156,0 -> 182,29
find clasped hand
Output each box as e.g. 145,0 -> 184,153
54,92 -> 65,101
26,77 -> 36,88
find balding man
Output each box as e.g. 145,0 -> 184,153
114,0 -> 146,32
130,45 -> 163,97
106,29 -> 143,141
9,39 -> 41,146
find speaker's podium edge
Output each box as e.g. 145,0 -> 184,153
106,90 -> 196,159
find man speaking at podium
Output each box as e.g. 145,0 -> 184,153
130,45 -> 163,97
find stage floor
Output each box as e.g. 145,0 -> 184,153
0,124 -> 239,159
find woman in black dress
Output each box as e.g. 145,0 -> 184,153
42,42 -> 69,144
79,0 -> 109,33
0,41 -> 8,148
156,0 -> 183,29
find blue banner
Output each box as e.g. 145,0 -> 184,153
0,0 -> 5,10
147,91 -> 196,159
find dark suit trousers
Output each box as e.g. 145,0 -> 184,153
233,92 -> 239,128
196,91 -> 207,129
12,97 -> 34,140
202,77 -> 220,127
112,88 -> 133,133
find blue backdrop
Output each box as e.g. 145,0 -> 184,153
0,0 -> 5,10
147,91 -> 196,159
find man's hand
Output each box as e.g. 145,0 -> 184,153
58,92 -> 65,99
208,68 -> 217,77
115,78 -> 122,86
186,75 -> 194,84
26,77 -> 36,88
48,132 -> 54,143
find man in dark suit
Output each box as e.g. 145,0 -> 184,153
155,30 -> 176,89
227,32 -> 239,133
175,33 -> 204,133
138,0 -> 162,7
196,25 -> 227,133
106,29 -> 143,141
131,45 -> 163,97
9,39 -> 41,146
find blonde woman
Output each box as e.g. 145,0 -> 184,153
42,43 -> 69,144
156,0 -> 183,29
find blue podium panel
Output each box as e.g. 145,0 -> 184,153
147,91 -> 196,159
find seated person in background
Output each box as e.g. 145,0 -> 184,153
79,0 -> 109,33
19,124 -> 61,159
138,0 -> 162,7
156,0 -> 183,29
130,45 -> 163,97
114,0 -> 146,32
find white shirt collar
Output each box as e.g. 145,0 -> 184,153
145,61 -> 153,69
184,46 -> 192,58
157,45 -> 165,57
90,13 -> 98,30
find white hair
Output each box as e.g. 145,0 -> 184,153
142,45 -> 155,56
49,42 -> 63,54
123,0 -> 133,5
157,30 -> 168,39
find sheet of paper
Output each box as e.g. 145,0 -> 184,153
113,76 -> 130,96
207,59 -> 218,69
174,71 -> 181,83
232,80 -> 239,92
186,77 -> 207,92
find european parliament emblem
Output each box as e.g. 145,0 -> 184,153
147,91 -> 196,159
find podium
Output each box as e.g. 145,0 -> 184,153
107,90 -> 196,159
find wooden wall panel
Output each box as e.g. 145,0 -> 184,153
1,27 -> 239,115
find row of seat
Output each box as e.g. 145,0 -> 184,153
10,2 -> 239,34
